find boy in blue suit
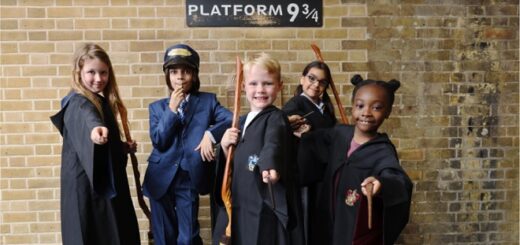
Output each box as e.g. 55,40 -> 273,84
143,44 -> 232,245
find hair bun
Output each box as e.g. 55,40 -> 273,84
351,74 -> 364,85
387,79 -> 401,92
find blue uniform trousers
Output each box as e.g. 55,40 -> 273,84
150,168 -> 202,245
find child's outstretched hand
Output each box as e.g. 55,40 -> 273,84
361,176 -> 381,196
91,126 -> 108,145
262,169 -> 279,184
221,128 -> 240,155
195,131 -> 215,162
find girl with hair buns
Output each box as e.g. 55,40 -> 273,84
50,43 -> 140,245
296,75 -> 413,245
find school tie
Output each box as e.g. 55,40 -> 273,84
178,99 -> 187,122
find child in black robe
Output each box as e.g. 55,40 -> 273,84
50,43 -> 140,245
297,74 -> 413,245
212,53 -> 303,245
283,60 -> 336,130
282,61 -> 337,245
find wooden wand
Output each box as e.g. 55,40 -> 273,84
118,104 -> 153,242
220,56 -> 243,245
365,182 -> 374,230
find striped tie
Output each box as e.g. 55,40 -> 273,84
178,100 -> 187,122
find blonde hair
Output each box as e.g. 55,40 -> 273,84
71,43 -> 125,122
243,53 -> 281,82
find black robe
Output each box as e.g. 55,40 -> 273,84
298,125 -> 412,245
212,105 -> 303,245
282,95 -> 336,130
282,94 -> 336,245
50,92 -> 140,245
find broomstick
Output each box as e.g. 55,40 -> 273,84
220,56 -> 243,245
310,44 -> 349,124
118,104 -> 153,242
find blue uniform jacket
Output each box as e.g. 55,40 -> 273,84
143,92 -> 232,200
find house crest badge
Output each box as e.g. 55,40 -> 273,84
248,154 -> 259,171
345,189 -> 360,206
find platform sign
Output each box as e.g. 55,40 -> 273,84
186,0 -> 322,27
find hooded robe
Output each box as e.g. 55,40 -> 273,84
211,105 -> 304,245
282,94 -> 337,245
51,92 -> 140,245
298,125 -> 412,245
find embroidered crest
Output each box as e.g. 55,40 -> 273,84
345,189 -> 360,206
248,154 -> 259,171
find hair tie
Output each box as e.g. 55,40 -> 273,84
387,79 -> 401,92
350,74 -> 364,85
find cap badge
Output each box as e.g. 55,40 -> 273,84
167,48 -> 192,57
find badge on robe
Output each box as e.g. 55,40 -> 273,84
345,189 -> 360,206
248,154 -> 259,171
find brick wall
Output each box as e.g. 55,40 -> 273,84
361,2 -> 519,244
1,0 -> 518,244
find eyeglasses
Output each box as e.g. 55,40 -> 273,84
306,74 -> 329,87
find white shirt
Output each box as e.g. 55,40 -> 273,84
301,93 -> 324,114
242,111 -> 260,138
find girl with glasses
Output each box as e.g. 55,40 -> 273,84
282,60 -> 338,245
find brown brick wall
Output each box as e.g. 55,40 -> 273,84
1,0 -> 518,244
354,1 -> 519,244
